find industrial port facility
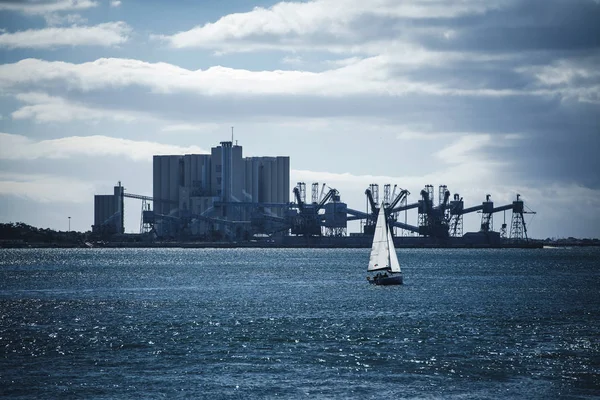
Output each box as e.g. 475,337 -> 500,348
92,140 -> 536,247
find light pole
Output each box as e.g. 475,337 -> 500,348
68,216 -> 71,232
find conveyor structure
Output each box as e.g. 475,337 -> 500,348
96,180 -> 536,242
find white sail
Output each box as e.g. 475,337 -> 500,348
368,204 -> 390,272
387,225 -> 401,273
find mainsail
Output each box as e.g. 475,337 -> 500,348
368,203 -> 391,272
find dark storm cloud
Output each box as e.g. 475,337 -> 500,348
390,59 -> 533,92
412,0 -> 600,52
477,130 -> 600,189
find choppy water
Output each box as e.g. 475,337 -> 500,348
0,247 -> 599,399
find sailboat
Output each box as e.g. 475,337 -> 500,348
367,202 -> 403,285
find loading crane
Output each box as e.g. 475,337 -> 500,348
291,182 -> 320,236
362,185 -> 416,235
366,187 -> 377,218
290,182 -> 340,236
417,185 -> 451,238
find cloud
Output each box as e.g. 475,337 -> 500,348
292,133 -> 509,193
0,172 -> 94,203
12,92 -> 141,122
110,0 -> 121,7
434,133 -> 522,165
44,13 -> 88,26
0,0 -> 98,14
158,0 -> 504,52
517,57 -> 600,104
282,56 -> 303,65
0,22 -> 131,49
9,92 -> 241,134
395,130 -> 452,141
0,56 -> 545,99
160,123 -> 220,133
0,56 -> 394,96
0,133 -> 208,162
325,57 -> 365,67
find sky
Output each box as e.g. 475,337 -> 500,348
0,0 -> 599,239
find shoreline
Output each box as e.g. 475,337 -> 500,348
0,241 -> 553,249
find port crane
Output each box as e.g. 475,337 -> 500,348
290,182 -> 340,236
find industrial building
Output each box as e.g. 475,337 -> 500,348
151,141 -> 290,239
92,182 -> 124,235
92,140 -> 536,247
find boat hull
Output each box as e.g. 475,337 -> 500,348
368,274 -> 403,285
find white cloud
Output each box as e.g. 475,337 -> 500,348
0,172 -> 94,203
110,0 -> 122,7
12,92 -> 140,123
0,22 -> 131,49
0,56 -> 533,99
518,58 -> 600,86
159,0 -> 505,51
434,134 -> 494,164
10,92 -> 236,132
517,58 -> 600,104
0,133 -> 208,162
0,0 -> 98,14
0,56 -> 419,96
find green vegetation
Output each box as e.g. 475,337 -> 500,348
0,222 -> 87,247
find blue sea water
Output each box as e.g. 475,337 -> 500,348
0,247 -> 599,399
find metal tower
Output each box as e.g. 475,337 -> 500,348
438,185 -> 447,207
297,182 -> 306,204
370,184 -> 379,206
449,193 -> 463,237
425,184 -> 434,204
401,191 -> 409,236
383,184 -> 391,205
311,182 -> 319,204
418,185 -> 434,235
438,185 -> 450,222
510,194 -> 535,241
362,183 -> 380,235
511,212 -> 525,241
480,194 -> 493,232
